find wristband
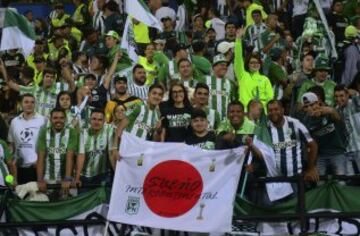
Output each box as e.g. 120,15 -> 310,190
63,176 -> 73,182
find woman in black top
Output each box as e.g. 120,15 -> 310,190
160,82 -> 193,142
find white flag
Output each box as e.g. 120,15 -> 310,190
125,0 -> 162,31
107,132 -> 246,233
0,8 -> 36,56
121,17 -> 138,62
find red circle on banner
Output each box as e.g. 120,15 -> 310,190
143,160 -> 203,218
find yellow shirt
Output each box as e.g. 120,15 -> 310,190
52,14 -> 70,28
26,53 -> 48,70
138,56 -> 158,85
133,22 -> 150,44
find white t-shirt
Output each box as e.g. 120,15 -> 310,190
8,113 -> 46,167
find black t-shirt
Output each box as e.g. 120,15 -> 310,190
160,103 -> 192,142
185,131 -> 216,150
89,85 -> 108,110
301,114 -> 346,155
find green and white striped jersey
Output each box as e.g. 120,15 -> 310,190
37,126 -> 78,183
20,82 -> 69,118
204,107 -> 221,131
78,124 -> 116,178
205,75 -> 235,119
125,104 -> 161,140
0,139 -> 12,185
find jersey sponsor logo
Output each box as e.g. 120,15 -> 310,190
88,150 -> 105,158
210,90 -> 227,96
273,140 -> 297,153
135,120 -> 152,132
313,123 -> 336,137
39,102 -> 55,109
48,146 -> 67,155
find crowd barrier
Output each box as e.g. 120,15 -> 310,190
0,176 -> 359,235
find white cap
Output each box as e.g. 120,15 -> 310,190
155,7 -> 176,22
301,92 -> 318,105
217,41 -> 235,54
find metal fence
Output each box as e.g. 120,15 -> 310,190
0,176 -> 359,235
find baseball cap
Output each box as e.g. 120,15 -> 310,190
216,41 -> 235,54
212,54 -> 228,66
105,30 -> 119,40
314,56 -> 331,71
301,92 -> 318,105
345,25 -> 358,38
114,75 -> 127,83
154,38 -> 166,44
191,108 -> 207,119
157,7 -> 176,22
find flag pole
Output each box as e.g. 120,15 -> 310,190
240,147 -> 252,198
103,220 -> 110,236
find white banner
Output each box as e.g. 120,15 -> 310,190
107,132 -> 246,233
121,17 -> 138,62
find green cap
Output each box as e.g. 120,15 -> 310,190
314,56 -> 330,71
269,47 -> 284,60
105,30 -> 120,40
345,25 -> 358,38
212,54 -> 228,66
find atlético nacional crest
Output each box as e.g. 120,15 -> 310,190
125,196 -> 140,215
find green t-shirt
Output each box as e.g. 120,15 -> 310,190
217,117 -> 256,135
297,79 -> 336,107
37,127 -> 78,182
78,124 -> 115,178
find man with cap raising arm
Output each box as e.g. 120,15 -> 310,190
217,41 -> 235,82
297,56 -> 337,107
205,54 -> 237,119
104,30 -> 132,72
300,92 -> 347,178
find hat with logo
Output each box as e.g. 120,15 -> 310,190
105,30 -> 119,40
301,92 -> 318,105
216,41 -> 235,54
212,54 -> 228,66
114,75 -> 127,83
314,56 -> 331,71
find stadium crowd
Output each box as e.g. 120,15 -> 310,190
0,0 -> 359,205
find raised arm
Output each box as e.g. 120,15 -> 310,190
0,59 -> 20,92
234,28 -> 246,81
103,51 -> 121,90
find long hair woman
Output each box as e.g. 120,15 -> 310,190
160,81 -> 193,142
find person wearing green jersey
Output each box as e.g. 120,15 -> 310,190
105,31 -> 132,73
205,54 -> 237,119
117,84 -> 165,141
158,44 -> 189,88
4,62 -> 76,118
0,139 -> 17,186
37,108 -> 78,197
75,109 -> 117,189
193,83 -> 221,131
216,101 -> 260,155
177,58 -> 205,94
234,27 -> 274,112
297,56 -> 337,108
